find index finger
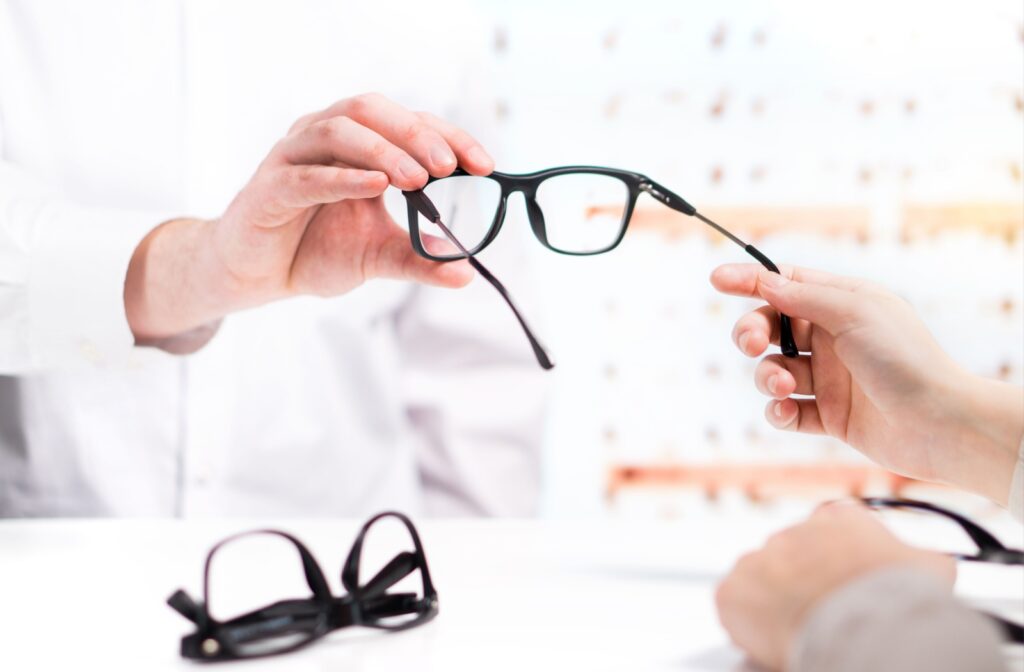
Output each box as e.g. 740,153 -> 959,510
339,93 -> 458,177
414,111 -> 495,176
296,94 -> 494,177
710,263 -> 870,299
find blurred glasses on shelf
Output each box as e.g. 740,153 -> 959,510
167,511 -> 437,662
862,497 -> 1024,643
403,166 -> 799,370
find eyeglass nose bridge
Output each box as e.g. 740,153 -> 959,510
481,193 -> 510,253
490,183 -> 552,250
523,195 -> 550,248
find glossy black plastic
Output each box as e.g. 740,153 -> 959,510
168,511 -> 438,662
862,497 -> 1024,643
403,166 -> 799,367
405,189 -> 554,369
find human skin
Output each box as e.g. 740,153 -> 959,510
714,503 -> 955,671
710,263 -> 1024,507
125,93 -> 493,345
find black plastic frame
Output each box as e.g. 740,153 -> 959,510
862,497 -> 1024,643
406,166 -> 663,260
403,166 -> 798,366
167,512 -> 438,662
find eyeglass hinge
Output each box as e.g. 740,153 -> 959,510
639,182 -> 669,203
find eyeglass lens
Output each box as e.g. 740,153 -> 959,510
203,532 -> 328,657
413,172 -> 632,258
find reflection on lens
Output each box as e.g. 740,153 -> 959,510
206,533 -> 325,656
418,176 -> 501,259
534,173 -> 629,253
352,517 -> 431,630
363,593 -> 427,629
230,620 -> 318,657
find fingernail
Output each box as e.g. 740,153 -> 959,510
737,331 -> 750,353
429,145 -> 456,169
773,401 -> 784,418
759,269 -> 789,289
467,146 -> 494,168
398,156 -> 426,182
767,375 -> 778,394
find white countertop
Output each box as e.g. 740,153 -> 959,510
1,510 -> 1020,672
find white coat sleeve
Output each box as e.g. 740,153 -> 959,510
0,132 -> 169,373
390,3 -> 550,517
393,253 -> 551,517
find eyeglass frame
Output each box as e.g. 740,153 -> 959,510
862,497 -> 1024,643
402,166 -> 799,370
167,511 -> 438,662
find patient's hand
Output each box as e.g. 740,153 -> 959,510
711,263 -> 1023,506
715,503 -> 954,671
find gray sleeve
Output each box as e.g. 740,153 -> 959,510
789,567 -> 1006,672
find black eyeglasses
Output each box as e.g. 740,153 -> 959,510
862,497 -> 1024,643
403,166 -> 800,371
167,511 -> 438,662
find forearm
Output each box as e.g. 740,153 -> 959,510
124,217 -> 282,348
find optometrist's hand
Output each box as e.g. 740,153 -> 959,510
711,264 -> 1024,506
715,502 -> 954,671
125,93 -> 494,348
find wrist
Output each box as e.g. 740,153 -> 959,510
947,372 -> 1024,506
126,217 -> 261,342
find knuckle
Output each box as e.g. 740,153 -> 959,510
346,92 -> 383,116
402,120 -> 431,144
314,117 -> 344,142
274,166 -> 296,188
348,93 -> 371,111
287,112 -> 316,135
368,139 -> 393,161
293,165 -> 318,185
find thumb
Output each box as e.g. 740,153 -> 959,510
372,228 -> 475,288
756,269 -> 865,335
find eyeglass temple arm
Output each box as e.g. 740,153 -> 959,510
168,589 -> 203,623
985,612 -> 1024,643
359,551 -> 419,600
405,190 -> 554,370
639,179 -> 798,358
861,497 -> 1009,553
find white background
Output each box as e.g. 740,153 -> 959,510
467,0 -> 1024,519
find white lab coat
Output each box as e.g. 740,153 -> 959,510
0,0 -> 548,517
